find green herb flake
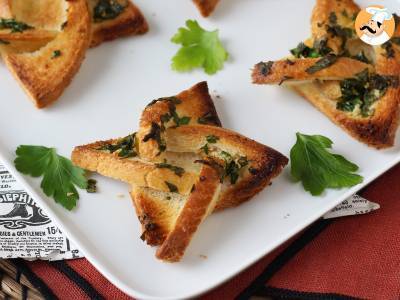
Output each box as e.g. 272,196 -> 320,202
93,0 -> 126,22
290,133 -> 363,196
336,69 -> 395,117
197,111 -> 220,125
143,123 -> 166,154
171,20 -> 229,75
14,146 -> 88,210
165,181 -> 178,193
256,61 -> 274,76
86,179 -> 97,193
306,53 -> 338,74
155,160 -> 185,177
0,18 -> 33,33
52,50 -> 62,59
206,135 -> 219,144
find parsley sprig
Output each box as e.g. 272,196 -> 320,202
14,146 -> 88,210
171,20 -> 229,75
290,133 -> 363,195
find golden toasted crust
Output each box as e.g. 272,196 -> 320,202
292,80 -> 400,149
2,0 -> 91,108
156,165 -> 221,262
252,0 -> 400,149
72,140 -> 199,195
138,81 -> 222,160
88,0 -> 148,48
192,0 -> 220,17
131,187 -> 184,246
252,58 -> 372,85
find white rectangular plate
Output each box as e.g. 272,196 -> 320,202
0,0 -> 399,298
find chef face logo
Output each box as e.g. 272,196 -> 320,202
355,6 -> 395,45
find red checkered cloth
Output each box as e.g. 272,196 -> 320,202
12,163 -> 400,299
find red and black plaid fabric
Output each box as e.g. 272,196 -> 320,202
10,163 -> 400,299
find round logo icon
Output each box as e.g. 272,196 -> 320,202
355,5 -> 395,45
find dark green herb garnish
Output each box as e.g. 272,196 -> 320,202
325,12 -> 354,50
206,135 -> 219,143
290,39 -> 332,59
0,18 -> 33,33
197,111 -> 220,125
86,179 -> 97,193
0,39 -> 9,45
290,42 -> 319,58
201,143 -> 209,155
306,53 -> 338,74
93,0 -> 126,22
98,133 -> 137,158
143,123 -> 166,154
257,61 -> 274,76
218,152 -> 248,184
341,10 -> 349,18
165,181 -> 178,193
392,37 -> 400,46
52,50 -> 62,59
155,160 -> 185,177
336,69 -> 396,117
381,41 -> 395,58
146,96 -> 181,108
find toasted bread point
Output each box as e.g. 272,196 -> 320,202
88,0 -> 148,48
2,0 -> 91,108
156,165 -> 221,262
252,0 -> 400,148
252,58 -> 372,85
311,0 -> 360,54
192,0 -> 220,17
138,81 -> 222,161
292,82 -> 399,148
131,187 -> 185,246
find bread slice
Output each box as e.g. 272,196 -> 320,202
0,0 -> 148,48
192,0 -> 220,17
252,57 -> 372,85
72,82 -> 288,261
251,0 -> 400,148
88,0 -> 148,47
1,0 -> 91,108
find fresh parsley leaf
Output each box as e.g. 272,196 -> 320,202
171,20 -> 229,75
290,133 -> 363,196
14,146 -> 88,210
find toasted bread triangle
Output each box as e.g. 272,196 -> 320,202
252,0 -> 400,148
0,0 -> 148,48
2,0 -> 91,108
72,82 -> 288,261
192,0 -> 220,17
88,0 -> 148,47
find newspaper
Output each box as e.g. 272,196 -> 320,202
0,162 -> 379,261
0,164 -> 82,261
